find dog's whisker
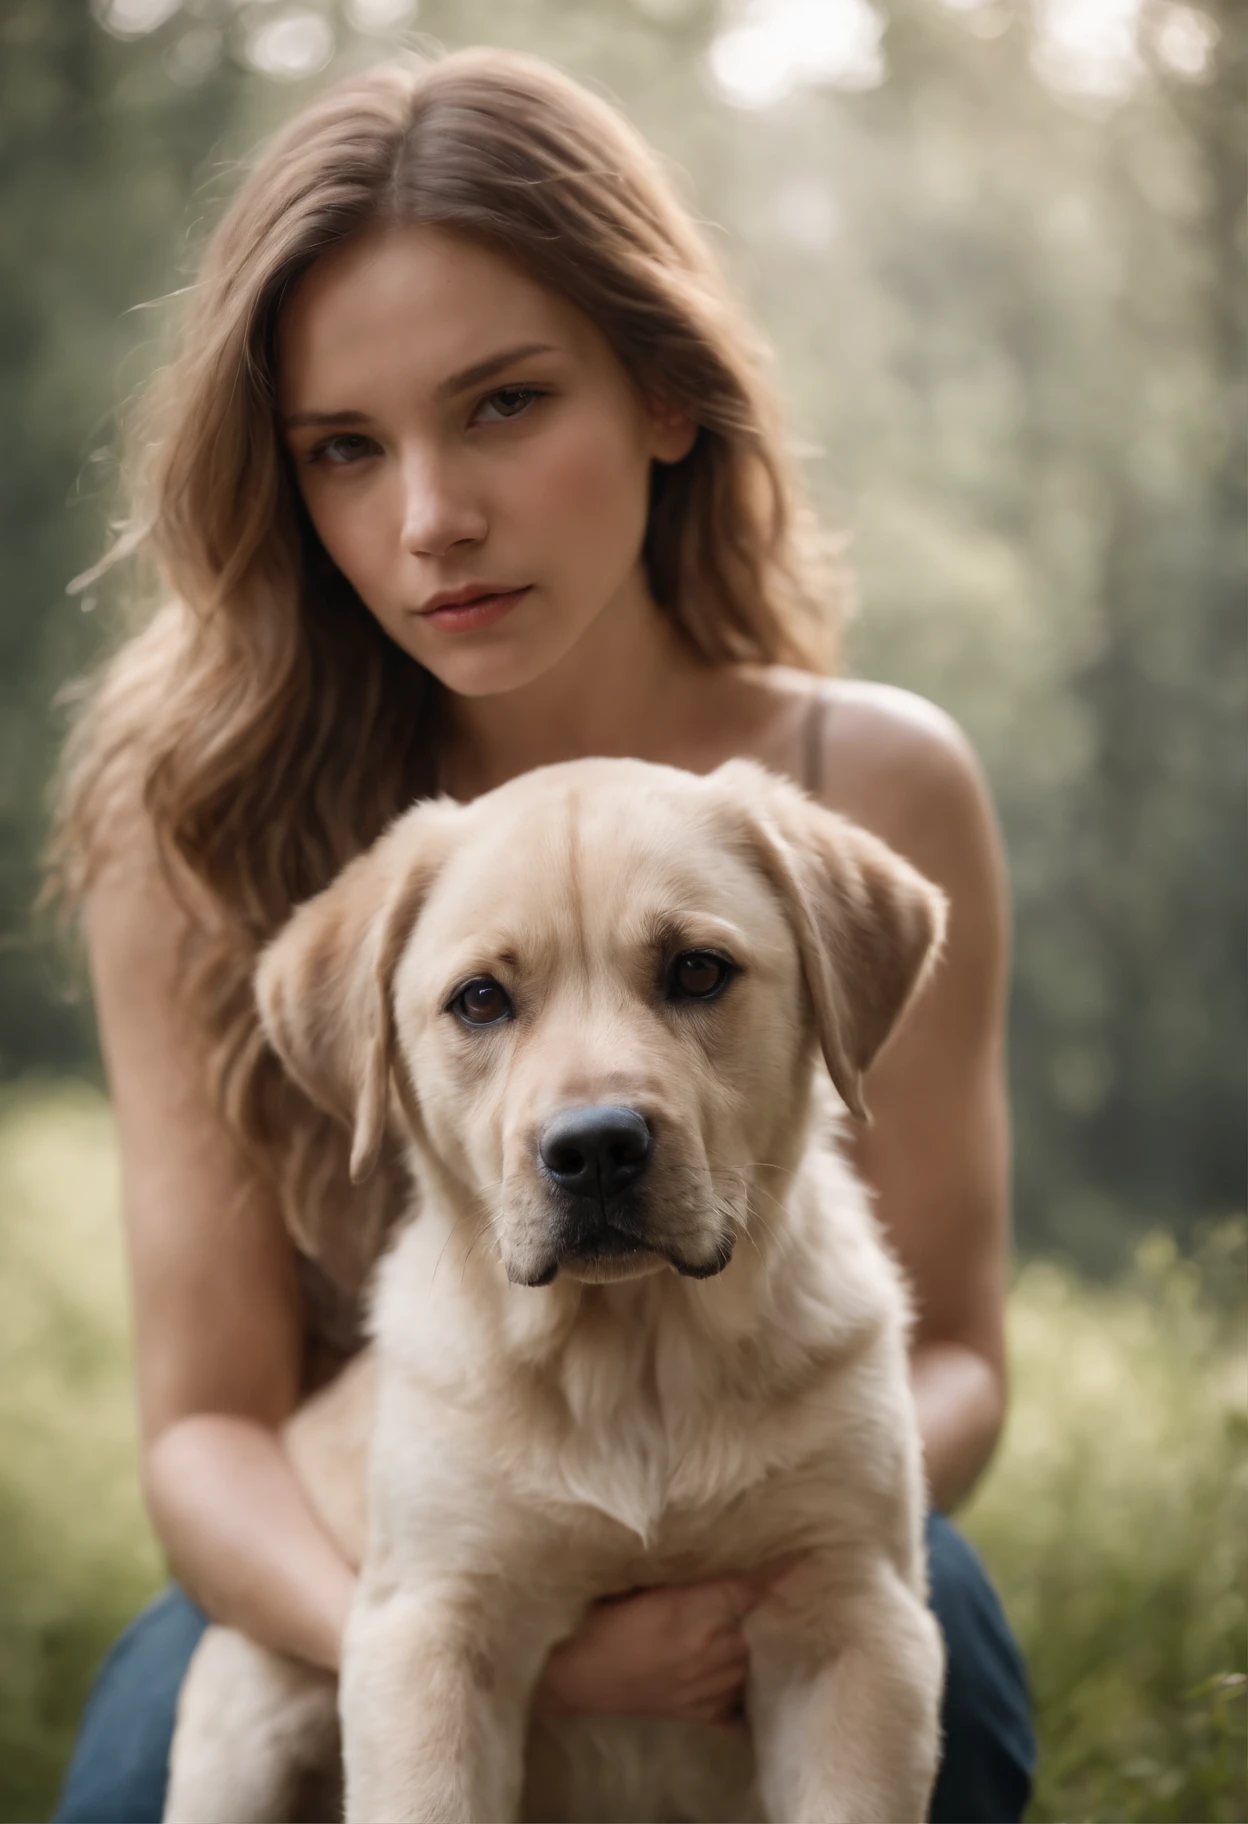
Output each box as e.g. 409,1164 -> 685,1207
430,1207 -> 475,1291
705,1165 -> 787,1255
430,1185 -> 508,1292
458,1182 -> 525,1283
458,1214 -> 495,1288
743,1193 -> 786,1254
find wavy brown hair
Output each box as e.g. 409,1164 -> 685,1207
47,45 -> 841,1285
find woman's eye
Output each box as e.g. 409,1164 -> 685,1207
474,385 -> 544,425
668,951 -> 734,1003
451,977 -> 513,1026
309,433 -> 378,468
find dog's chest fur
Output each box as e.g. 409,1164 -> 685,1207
367,1138 -> 917,1591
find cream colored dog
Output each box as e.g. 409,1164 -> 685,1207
164,756 -> 947,1824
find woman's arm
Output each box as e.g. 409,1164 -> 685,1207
85,831 -> 355,1671
818,685 -> 1012,1511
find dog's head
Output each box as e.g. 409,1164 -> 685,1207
256,759 -> 945,1288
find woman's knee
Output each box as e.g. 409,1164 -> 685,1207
54,1586 -> 208,1824
926,1513 -> 1036,1824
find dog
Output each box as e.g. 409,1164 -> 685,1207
163,756 -> 947,1824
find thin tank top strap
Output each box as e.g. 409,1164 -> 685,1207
801,681 -> 835,798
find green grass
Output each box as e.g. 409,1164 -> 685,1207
962,1231 -> 1248,1822
0,1081 -> 1244,1822
0,1081 -> 163,1821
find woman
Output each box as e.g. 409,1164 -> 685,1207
49,46 -> 1033,1822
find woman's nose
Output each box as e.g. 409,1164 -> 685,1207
398,446 -> 488,556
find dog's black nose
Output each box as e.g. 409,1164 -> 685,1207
539,1106 -> 653,1199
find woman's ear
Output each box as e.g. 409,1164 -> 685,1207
647,400 -> 698,464
255,800 -> 455,1182
716,760 -> 947,1118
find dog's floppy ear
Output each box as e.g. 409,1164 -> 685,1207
718,760 -> 948,1119
255,801 -> 454,1182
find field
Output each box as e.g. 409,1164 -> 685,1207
1,1081 -> 1244,1822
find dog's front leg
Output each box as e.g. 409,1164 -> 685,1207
747,1564 -> 944,1824
164,1626 -> 338,1824
339,1577 -> 537,1824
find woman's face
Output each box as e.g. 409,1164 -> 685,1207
277,224 -> 693,698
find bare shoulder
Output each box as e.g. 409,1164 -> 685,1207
814,683 -> 1011,1060
816,676 -> 975,778
83,805 -> 227,1175
729,667 -> 1000,891
84,800 -> 304,1438
809,678 -> 1004,898
84,785 -> 223,976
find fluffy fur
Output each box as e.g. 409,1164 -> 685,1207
164,757 -> 947,1824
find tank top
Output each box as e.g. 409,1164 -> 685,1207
296,683 -> 835,1375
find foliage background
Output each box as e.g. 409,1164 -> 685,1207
0,0 -> 1243,1818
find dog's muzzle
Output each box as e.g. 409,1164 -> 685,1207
524,1105 -> 733,1284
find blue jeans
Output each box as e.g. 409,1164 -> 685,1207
55,1514 -> 1034,1822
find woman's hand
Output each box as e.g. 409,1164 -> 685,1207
536,1571 -> 781,1728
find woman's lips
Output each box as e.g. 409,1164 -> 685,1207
418,586 -> 532,633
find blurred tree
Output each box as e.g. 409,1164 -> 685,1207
0,0 -> 246,1075
1047,0 -> 1247,1264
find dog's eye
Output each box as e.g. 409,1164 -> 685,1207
668,951 -> 734,1003
451,977 -> 513,1026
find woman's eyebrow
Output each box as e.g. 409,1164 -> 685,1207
280,407 -> 372,431
280,341 -> 560,431
432,340 -> 559,401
